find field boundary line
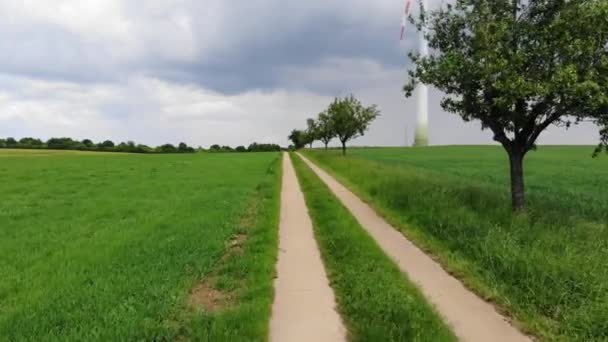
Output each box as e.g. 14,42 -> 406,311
296,152 -> 531,342
269,153 -> 346,342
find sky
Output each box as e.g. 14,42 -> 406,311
0,0 -> 600,148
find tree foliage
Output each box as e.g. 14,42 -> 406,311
288,129 -> 307,149
98,140 -> 115,150
177,142 -> 195,153
19,137 -> 44,147
304,118 -> 318,147
206,143 -> 281,153
595,118 -> 608,156
288,95 -> 379,153
0,136 -> 194,154
247,143 -> 281,152
404,0 -> 608,211
316,111 -> 335,149
5,137 -> 17,147
82,139 -> 95,148
327,95 -> 380,155
157,144 -> 178,153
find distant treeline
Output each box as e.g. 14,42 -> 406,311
0,137 -> 195,153
0,137 -> 283,154
208,143 -> 282,153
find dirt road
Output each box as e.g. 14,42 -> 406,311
269,153 -> 346,342
297,153 -> 531,342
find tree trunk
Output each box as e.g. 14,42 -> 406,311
341,141 -> 346,155
324,142 -> 328,150
508,151 -> 525,211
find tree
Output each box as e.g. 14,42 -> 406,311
316,111 -> 335,149
135,144 -> 152,153
82,139 -> 95,149
18,137 -> 44,148
47,137 -> 77,150
177,142 -> 194,153
5,137 -> 18,147
235,145 -> 247,152
248,143 -> 281,152
404,0 -> 608,211
115,142 -> 130,152
327,95 -> 380,155
288,129 -> 307,149
157,144 -> 177,153
304,118 -> 318,148
98,140 -> 115,150
594,114 -> 608,156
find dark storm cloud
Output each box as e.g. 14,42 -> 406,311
0,0 -> 411,94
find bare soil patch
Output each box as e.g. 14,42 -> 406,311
188,278 -> 229,312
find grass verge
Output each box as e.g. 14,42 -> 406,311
291,153 -> 456,342
303,148 -> 608,341
178,154 -> 283,341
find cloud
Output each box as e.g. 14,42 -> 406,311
0,74 -> 332,146
0,0 -> 601,147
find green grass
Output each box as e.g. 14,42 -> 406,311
303,146 -> 608,342
291,153 -> 456,342
183,153 -> 282,341
0,149 -> 282,341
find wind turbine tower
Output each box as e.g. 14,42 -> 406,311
402,0 -> 429,146
414,14 -> 429,147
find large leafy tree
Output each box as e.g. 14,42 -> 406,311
316,111 -> 335,149
328,95 -> 380,155
405,0 -> 608,211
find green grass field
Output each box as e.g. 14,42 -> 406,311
0,149 -> 282,341
304,146 -> 608,341
291,153 -> 456,342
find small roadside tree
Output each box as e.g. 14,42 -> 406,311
404,0 -> 608,211
327,95 -> 380,155
288,129 -> 307,149
316,111 -> 335,149
304,118 -> 318,148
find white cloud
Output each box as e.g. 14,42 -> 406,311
0,75 -> 332,146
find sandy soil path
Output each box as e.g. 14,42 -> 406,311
297,153 -> 531,342
269,153 -> 346,342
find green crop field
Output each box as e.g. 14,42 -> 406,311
304,146 -> 608,341
0,149 -> 282,341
